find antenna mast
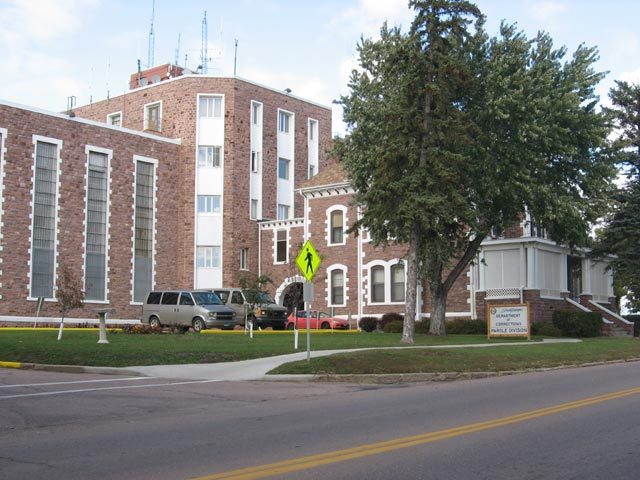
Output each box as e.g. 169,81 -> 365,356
201,11 -> 208,74
234,39 -> 238,76
174,33 -> 181,66
147,0 -> 155,68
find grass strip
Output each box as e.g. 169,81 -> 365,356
270,337 -> 640,375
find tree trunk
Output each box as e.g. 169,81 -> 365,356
402,226 -> 420,344
429,282 -> 448,336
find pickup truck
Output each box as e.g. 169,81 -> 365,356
212,288 -> 288,330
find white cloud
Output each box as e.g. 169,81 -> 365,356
619,69 -> 640,84
527,0 -> 568,21
333,0 -> 413,40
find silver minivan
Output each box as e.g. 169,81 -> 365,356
142,290 -> 236,332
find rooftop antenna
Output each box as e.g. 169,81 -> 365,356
174,33 -> 181,67
147,0 -> 155,68
233,39 -> 238,76
201,11 -> 208,74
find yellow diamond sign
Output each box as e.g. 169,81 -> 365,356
296,239 -> 321,282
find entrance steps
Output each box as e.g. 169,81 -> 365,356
564,297 -> 633,336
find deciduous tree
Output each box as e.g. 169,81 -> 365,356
338,0 -> 616,342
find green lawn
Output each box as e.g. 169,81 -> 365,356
270,337 -> 640,375
0,329 -> 527,367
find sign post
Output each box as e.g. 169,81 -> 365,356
295,239 -> 322,362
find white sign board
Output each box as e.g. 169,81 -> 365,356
487,303 -> 530,339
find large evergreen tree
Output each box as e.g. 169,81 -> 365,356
339,0 -> 616,341
593,81 -> 640,312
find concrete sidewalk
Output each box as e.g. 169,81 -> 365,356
121,338 -> 582,381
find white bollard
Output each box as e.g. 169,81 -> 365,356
294,327 -> 299,350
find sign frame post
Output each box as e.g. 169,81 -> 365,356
296,239 -> 322,362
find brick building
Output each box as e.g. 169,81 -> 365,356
0,100 -> 181,323
0,64 -> 631,334
261,162 -> 632,334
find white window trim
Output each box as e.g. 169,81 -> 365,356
0,127 -> 6,297
197,93 -> 225,119
278,157 -> 290,180
250,198 -> 259,221
251,151 -> 260,174
240,248 -> 248,271
106,111 -> 122,126
326,204 -> 348,246
196,246 -> 221,268
196,194 -> 222,215
326,264 -> 348,307
82,145 -> 112,304
28,135 -> 62,301
364,259 -> 406,305
143,100 -> 163,132
130,155 -> 158,305
251,100 -> 263,125
308,118 -> 318,141
277,108 -> 294,134
197,145 -> 223,168
274,229 -> 289,264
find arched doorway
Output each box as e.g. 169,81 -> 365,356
275,276 -> 305,314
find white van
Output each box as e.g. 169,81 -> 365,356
142,290 -> 236,332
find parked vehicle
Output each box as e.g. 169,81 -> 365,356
213,288 -> 287,330
142,290 -> 236,332
286,311 -> 349,330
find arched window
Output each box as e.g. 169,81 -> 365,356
371,265 -> 385,303
391,263 -> 405,302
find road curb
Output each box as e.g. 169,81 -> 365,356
262,357 -> 640,384
0,361 -> 145,377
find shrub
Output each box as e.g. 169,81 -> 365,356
380,312 -> 403,330
359,316 -> 379,332
122,324 -> 162,334
415,319 -> 430,334
531,322 -> 562,337
552,310 -> 602,337
383,320 -> 404,333
446,319 -> 486,334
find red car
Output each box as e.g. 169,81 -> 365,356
286,311 -> 349,330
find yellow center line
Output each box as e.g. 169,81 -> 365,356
190,386 -> 640,480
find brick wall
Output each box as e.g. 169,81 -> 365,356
74,76 -> 332,288
0,103 -> 180,320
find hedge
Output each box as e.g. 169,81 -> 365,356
552,310 -> 602,337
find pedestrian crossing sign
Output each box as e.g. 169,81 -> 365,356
296,239 -> 321,282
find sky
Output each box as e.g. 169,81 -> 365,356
1,0 -> 640,136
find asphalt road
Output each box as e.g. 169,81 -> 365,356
1,362 -> 639,480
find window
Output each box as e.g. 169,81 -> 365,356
391,264 -> 405,302
30,140 -> 59,298
231,291 -> 244,305
330,269 -> 345,305
199,96 -> 222,118
330,210 -> 344,244
197,195 -> 221,213
161,292 -> 179,305
250,199 -> 258,220
278,157 -> 290,180
371,266 -> 385,303
308,164 -> 315,179
144,102 -> 161,131
197,246 -> 220,268
276,230 -> 287,263
309,119 -> 317,140
279,110 -> 292,133
198,146 -> 221,167
277,204 -> 290,220
133,159 -> 155,302
146,292 -> 162,304
251,101 -> 262,125
251,151 -> 260,173
84,150 -> 109,301
240,248 -> 248,270
107,112 -> 121,126
179,292 -> 194,305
